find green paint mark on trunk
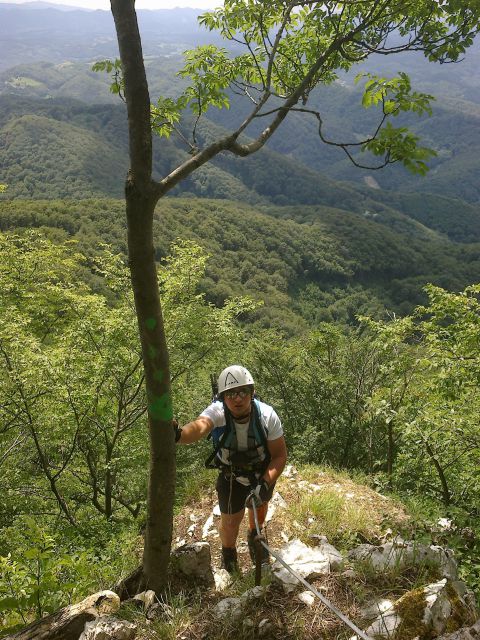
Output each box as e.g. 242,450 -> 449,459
154,369 -> 164,382
145,317 -> 157,330
148,344 -> 158,359
149,393 -> 173,420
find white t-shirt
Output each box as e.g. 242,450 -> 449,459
201,399 -> 283,442
200,399 -> 283,485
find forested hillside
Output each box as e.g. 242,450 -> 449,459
2,39 -> 480,203
1,3 -> 480,637
2,92 -> 480,250
1,230 -> 479,636
1,197 -> 479,333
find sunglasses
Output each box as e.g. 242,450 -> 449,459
224,389 -> 251,399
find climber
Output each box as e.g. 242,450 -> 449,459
175,365 -> 287,572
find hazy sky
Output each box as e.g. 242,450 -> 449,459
2,0 -> 221,9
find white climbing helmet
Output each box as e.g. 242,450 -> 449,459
217,365 -> 254,395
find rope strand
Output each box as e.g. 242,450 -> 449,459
250,496 -> 373,640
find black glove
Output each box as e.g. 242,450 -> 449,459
246,480 -> 270,507
173,419 -> 182,443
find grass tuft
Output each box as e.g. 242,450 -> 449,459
286,486 -> 375,549
175,466 -> 217,512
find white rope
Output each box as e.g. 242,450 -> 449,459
250,495 -> 373,640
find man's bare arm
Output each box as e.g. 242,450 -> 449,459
177,416 -> 214,444
262,436 -> 287,486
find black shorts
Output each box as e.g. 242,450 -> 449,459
215,473 -> 275,514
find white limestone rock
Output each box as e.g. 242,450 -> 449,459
425,579 -> 454,634
172,541 -> 213,582
348,540 -> 409,571
212,586 -> 266,622
436,620 -> 480,639
450,580 -> 478,615
296,480 -> 322,492
271,538 -> 343,592
360,578 -> 476,639
363,607 -> 401,638
309,535 -> 344,568
80,616 -> 136,640
241,585 -> 266,604
202,514 -> 216,539
422,545 -> 458,580
213,568 -> 233,591
348,540 -> 458,579
173,538 -> 186,549
297,591 -> 315,607
283,465 -> 298,478
132,590 -> 156,610
270,491 -> 287,509
266,491 -> 288,522
280,531 -> 290,543
360,598 -> 395,621
438,518 -> 454,531
212,597 -> 244,622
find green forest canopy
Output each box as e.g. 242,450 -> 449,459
0,230 -> 479,633
1,197 -> 480,333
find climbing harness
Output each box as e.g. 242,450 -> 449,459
205,398 -> 271,473
249,497 -> 374,640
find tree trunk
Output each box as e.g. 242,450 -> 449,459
126,186 -> 175,593
110,0 -> 176,594
105,441 -> 113,519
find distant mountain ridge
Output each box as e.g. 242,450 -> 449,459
0,4 -> 225,71
0,1 -> 92,10
1,3 -> 479,251
2,93 -> 479,245
2,43 -> 480,203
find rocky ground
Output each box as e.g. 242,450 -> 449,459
128,465 -> 472,640
171,465 -> 410,578
150,466 -> 477,640
18,465 -> 477,640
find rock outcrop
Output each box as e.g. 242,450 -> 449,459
349,538 -> 458,579
352,578 -> 477,640
7,472 -> 479,640
79,616 -> 136,640
271,537 -> 343,592
171,541 -> 214,584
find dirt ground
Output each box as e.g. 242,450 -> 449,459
131,467 -> 436,640
172,466 -> 410,574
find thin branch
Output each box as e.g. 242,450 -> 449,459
0,434 -> 28,466
170,346 -> 214,383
